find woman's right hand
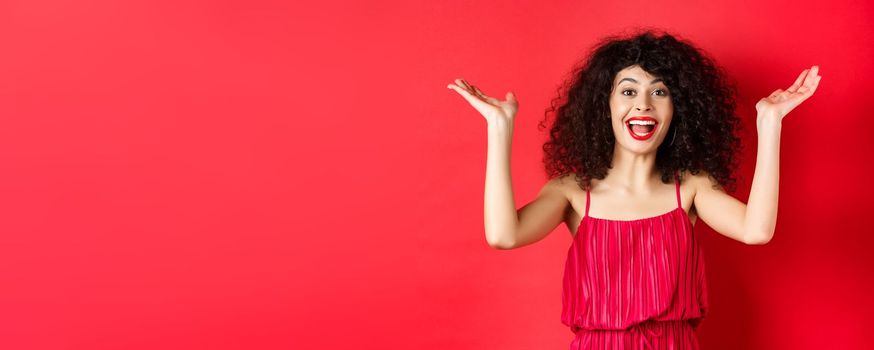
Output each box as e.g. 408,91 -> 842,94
447,78 -> 518,123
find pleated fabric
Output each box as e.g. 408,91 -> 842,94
561,171 -> 708,349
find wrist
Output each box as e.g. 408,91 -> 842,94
488,116 -> 514,131
756,113 -> 782,130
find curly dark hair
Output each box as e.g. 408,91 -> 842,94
539,28 -> 744,193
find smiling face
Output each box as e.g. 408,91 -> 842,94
609,65 -> 674,153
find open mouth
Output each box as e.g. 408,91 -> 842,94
625,117 -> 658,141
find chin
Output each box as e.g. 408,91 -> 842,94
616,137 -> 665,154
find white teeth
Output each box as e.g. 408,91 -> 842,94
627,119 -> 656,137
628,120 -> 657,125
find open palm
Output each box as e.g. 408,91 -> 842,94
756,65 -> 822,120
447,78 -> 518,122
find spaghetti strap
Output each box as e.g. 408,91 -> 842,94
584,186 -> 590,218
674,170 -> 682,209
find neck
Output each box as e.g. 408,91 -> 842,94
603,144 -> 662,194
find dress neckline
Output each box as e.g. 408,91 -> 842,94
586,206 -> 686,223
576,170 -> 688,236
574,207 -> 691,237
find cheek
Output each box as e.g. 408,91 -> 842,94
659,102 -> 674,122
609,98 -> 630,115
662,100 -> 674,113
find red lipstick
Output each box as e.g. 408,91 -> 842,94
625,116 -> 658,141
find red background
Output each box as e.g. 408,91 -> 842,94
0,0 -> 872,349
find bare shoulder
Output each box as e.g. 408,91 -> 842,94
545,172 -> 582,197
683,169 -> 722,192
680,169 -> 716,222
546,172 -> 585,222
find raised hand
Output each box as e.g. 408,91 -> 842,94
447,78 -> 518,123
755,65 -> 822,120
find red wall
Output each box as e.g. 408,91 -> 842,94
0,0 -> 871,349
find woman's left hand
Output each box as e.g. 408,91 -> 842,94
755,65 -> 822,121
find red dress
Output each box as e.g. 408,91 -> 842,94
561,171 -> 708,349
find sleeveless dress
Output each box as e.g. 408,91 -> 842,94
561,171 -> 708,349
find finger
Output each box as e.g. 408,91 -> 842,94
448,83 -> 490,108
798,75 -> 823,96
473,85 -> 500,103
473,85 -> 485,97
796,67 -> 822,96
787,69 -> 809,93
448,82 -> 471,96
461,79 -> 473,93
453,79 -> 471,94
448,83 -> 479,100
471,85 -> 485,98
455,78 -> 473,93
769,89 -> 783,98
801,65 -> 819,89
462,80 -> 489,102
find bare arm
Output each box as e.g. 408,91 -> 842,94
694,113 -> 782,245
745,116 -> 781,244
695,65 -> 821,245
507,177 -> 570,249
482,117 -> 518,248
692,170 -> 763,245
448,78 -> 568,249
483,112 -> 570,249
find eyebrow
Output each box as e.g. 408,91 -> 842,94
618,77 -> 664,85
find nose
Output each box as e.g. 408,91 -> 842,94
635,95 -> 653,111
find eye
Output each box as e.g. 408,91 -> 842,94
622,88 -> 668,96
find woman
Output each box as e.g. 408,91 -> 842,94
447,30 -> 821,349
